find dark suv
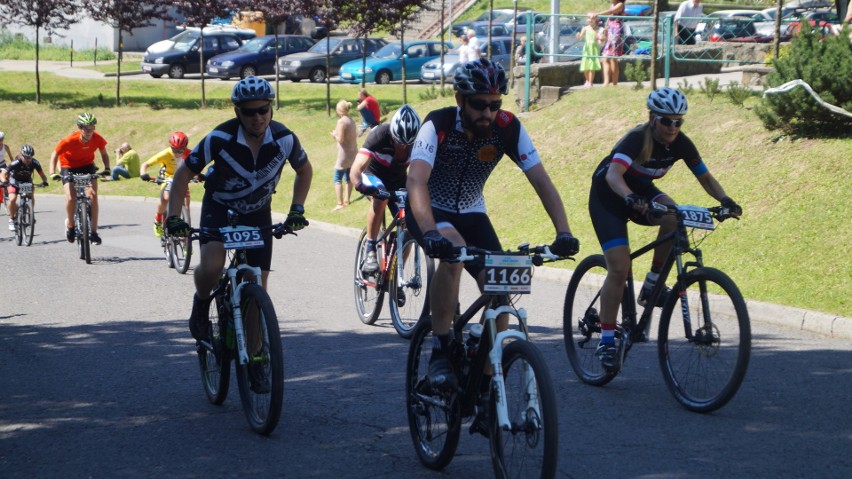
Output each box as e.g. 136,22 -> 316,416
277,37 -> 387,83
141,29 -> 252,79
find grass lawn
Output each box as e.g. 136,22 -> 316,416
0,70 -> 848,317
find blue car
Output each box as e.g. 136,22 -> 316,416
206,35 -> 315,80
338,40 -> 451,84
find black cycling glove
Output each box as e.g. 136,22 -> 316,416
140,173 -> 151,182
423,230 -> 454,259
720,196 -> 742,217
165,215 -> 191,237
625,193 -> 647,212
551,232 -> 580,257
284,205 -> 309,232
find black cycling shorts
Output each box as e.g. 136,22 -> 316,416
60,164 -> 98,185
588,180 -> 667,252
405,204 -> 502,277
199,193 -> 274,271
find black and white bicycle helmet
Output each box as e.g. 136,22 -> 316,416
20,144 -> 35,157
231,76 -> 275,104
647,87 -> 688,115
76,112 -> 97,126
453,58 -> 508,96
389,104 -> 421,145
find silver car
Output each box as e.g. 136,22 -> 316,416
420,37 -> 513,84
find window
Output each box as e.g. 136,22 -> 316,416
407,45 -> 426,58
221,36 -> 241,52
202,37 -> 219,51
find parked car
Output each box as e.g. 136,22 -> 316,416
624,4 -> 653,17
144,25 -> 256,56
694,10 -> 765,42
534,15 -> 584,59
705,17 -> 759,42
338,40 -> 451,84
468,21 -> 510,38
451,8 -> 526,37
141,29 -> 253,79
206,35 -> 315,80
277,37 -> 387,83
502,10 -> 548,35
420,37 -> 513,83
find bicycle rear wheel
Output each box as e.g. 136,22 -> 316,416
490,340 -> 558,479
198,294 -> 231,405
353,228 -> 384,325
234,283 -> 284,436
658,267 -> 751,413
22,202 -> 34,246
171,205 -> 192,274
390,237 -> 433,339
563,255 -> 628,386
406,318 -> 461,470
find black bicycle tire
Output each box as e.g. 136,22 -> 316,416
353,228 -> 384,325
23,202 -> 34,246
234,283 -> 284,436
172,205 -> 192,273
199,294 -> 231,405
390,237 -> 434,339
406,318 -> 461,470
657,267 -> 751,413
490,340 -> 558,479
79,204 -> 91,264
14,204 -> 23,246
562,254 -> 626,386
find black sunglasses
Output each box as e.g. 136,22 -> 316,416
655,116 -> 685,128
466,98 -> 502,112
239,105 -> 271,117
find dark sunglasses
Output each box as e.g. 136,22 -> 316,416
466,98 -> 502,112
239,105 -> 271,117
655,116 -> 685,128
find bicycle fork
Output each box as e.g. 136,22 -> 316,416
229,264 -> 264,365
484,305 -> 539,432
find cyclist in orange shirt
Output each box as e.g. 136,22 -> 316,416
49,112 -> 111,244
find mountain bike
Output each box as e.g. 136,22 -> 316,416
563,203 -> 750,413
407,244 -> 568,478
148,176 -> 193,273
193,211 -> 292,436
68,173 -> 100,264
11,182 -> 43,246
353,188 -> 434,338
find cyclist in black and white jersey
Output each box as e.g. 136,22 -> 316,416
406,58 -> 581,396
350,104 -> 422,273
166,77 -> 313,346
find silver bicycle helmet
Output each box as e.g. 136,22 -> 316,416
231,76 -> 275,104
453,58 -> 508,96
389,105 -> 421,145
20,144 -> 35,157
647,87 -> 688,115
76,112 -> 97,126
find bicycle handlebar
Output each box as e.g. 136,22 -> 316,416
186,222 -> 297,242
451,244 -> 568,266
649,202 -> 740,222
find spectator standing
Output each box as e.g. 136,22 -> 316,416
111,142 -> 140,180
466,29 -> 481,60
357,88 -> 381,137
514,35 -> 527,65
331,99 -> 357,211
458,34 -> 472,64
577,13 -> 603,88
674,0 -> 703,45
599,0 -> 625,86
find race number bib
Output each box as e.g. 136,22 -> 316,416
220,226 -> 264,249
483,254 -> 533,294
678,205 -> 715,230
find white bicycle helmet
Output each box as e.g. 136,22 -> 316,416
231,76 -> 275,104
647,87 -> 688,115
389,105 -> 421,145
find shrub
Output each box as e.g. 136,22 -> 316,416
699,77 -> 721,102
624,60 -> 648,90
676,79 -> 695,95
726,81 -> 754,107
754,26 -> 852,137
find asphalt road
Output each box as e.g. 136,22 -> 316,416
1,195 -> 850,478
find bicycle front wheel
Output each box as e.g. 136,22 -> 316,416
234,283 -> 284,435
353,228 -> 384,325
490,340 -> 558,479
198,294 -> 231,405
563,255 -> 625,386
658,267 -> 751,413
14,209 -> 23,246
171,205 -> 192,274
390,237 -> 433,339
77,205 -> 91,264
22,202 -> 34,246
406,318 -> 461,470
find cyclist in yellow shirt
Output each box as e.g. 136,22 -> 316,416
140,132 -> 190,237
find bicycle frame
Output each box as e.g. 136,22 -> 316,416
217,249 -> 263,366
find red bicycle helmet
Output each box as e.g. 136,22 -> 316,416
169,131 -> 189,149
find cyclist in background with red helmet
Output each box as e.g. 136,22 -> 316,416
140,131 -> 191,238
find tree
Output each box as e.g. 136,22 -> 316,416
85,0 -> 170,106
300,0 -> 346,115
172,0 -> 236,108
0,0 -> 78,104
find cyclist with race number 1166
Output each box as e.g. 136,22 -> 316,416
405,58 -> 581,411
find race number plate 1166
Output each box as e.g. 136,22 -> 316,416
483,254 -> 533,294
220,226 -> 264,250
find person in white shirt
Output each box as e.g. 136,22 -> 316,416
457,34 -> 472,63
674,0 -> 703,45
466,29 -> 481,60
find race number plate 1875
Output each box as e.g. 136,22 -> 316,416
220,226 -> 264,250
677,205 -> 715,231
483,254 -> 533,294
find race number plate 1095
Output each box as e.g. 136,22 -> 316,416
483,254 -> 533,294
220,226 -> 264,250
